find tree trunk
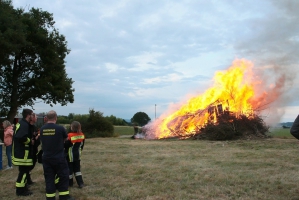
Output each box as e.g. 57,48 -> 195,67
6,56 -> 20,123
7,107 -> 18,123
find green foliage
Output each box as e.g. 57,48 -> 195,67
0,1 -> 74,122
105,115 -> 126,125
57,111 -> 119,138
57,115 -> 70,124
131,112 -> 151,126
68,113 -> 75,120
83,109 -> 114,138
72,114 -> 89,126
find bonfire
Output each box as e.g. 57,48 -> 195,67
144,59 -> 274,140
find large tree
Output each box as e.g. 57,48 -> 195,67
131,112 -> 151,126
0,0 -> 74,122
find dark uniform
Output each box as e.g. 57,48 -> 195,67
12,118 -> 33,196
65,132 -> 85,187
40,123 -> 70,200
291,115 -> 299,139
28,124 -> 40,183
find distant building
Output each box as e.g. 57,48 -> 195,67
14,114 -> 45,128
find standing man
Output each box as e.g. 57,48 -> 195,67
12,108 -> 34,196
40,110 -> 74,200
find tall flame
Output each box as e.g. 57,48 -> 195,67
146,59 -> 262,139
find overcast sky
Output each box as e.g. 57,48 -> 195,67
13,0 -> 299,122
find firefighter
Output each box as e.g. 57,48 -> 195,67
12,108 -> 34,196
40,110 -> 74,200
65,121 -> 85,188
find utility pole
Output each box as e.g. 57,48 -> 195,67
155,104 -> 156,120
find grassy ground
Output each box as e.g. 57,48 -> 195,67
1,136 -> 299,200
114,126 -> 135,136
115,125 -> 294,138
269,127 -> 293,138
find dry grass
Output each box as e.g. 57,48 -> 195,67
1,137 -> 299,200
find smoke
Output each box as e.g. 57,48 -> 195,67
233,0 -> 299,124
145,0 -> 299,139
252,66 -> 295,125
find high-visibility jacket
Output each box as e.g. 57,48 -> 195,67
12,118 -> 33,166
65,132 -> 85,162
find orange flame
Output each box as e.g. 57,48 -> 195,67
146,59 -> 261,139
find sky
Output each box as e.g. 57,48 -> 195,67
12,0 -> 299,123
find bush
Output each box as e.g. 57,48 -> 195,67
57,116 -> 70,124
105,115 -> 126,125
83,109 -> 114,138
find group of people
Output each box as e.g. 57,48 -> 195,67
2,109 -> 85,200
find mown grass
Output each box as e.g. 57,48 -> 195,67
1,136 -> 299,200
114,126 -> 135,136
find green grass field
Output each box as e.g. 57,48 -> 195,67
114,126 -> 135,136
268,127 -> 293,139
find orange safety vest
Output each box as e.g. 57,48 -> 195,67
68,132 -> 85,144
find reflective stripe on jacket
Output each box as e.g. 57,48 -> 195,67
12,119 -> 33,166
66,132 -> 85,162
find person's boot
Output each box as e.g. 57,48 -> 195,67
59,194 -> 75,200
16,187 -> 33,196
69,178 -> 73,187
75,175 -> 84,188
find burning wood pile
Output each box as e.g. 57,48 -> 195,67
144,59 -> 275,140
194,102 -> 269,140
150,100 -> 269,140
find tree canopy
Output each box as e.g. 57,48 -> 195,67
131,112 -> 151,126
0,0 -> 74,122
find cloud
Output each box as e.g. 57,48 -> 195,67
11,0 -> 299,122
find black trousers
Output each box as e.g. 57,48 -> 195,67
68,160 -> 84,185
68,160 -> 81,177
42,157 -> 70,200
29,148 -> 38,171
16,165 -> 31,188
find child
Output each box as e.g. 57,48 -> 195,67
65,121 -> 85,188
3,120 -> 13,169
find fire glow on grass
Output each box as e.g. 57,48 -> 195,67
145,59 -> 265,139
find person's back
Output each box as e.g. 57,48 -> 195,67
65,121 -> 85,188
40,110 -> 74,200
41,123 -> 67,159
66,132 -> 85,162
